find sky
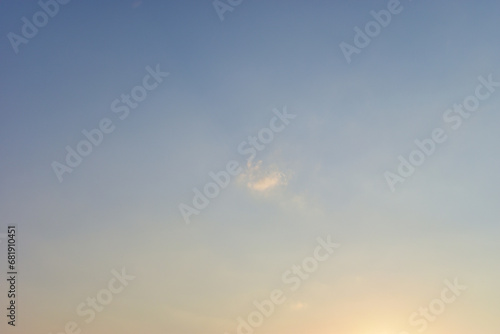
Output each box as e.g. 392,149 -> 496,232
1,0 -> 500,333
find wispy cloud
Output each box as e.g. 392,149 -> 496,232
238,160 -> 290,193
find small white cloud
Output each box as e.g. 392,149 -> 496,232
238,160 -> 290,193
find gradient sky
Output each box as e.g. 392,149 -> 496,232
1,1 -> 500,334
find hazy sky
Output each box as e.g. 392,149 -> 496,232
1,1 -> 500,334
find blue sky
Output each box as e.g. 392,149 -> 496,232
1,1 -> 500,333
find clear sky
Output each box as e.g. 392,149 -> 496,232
1,0 -> 500,334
